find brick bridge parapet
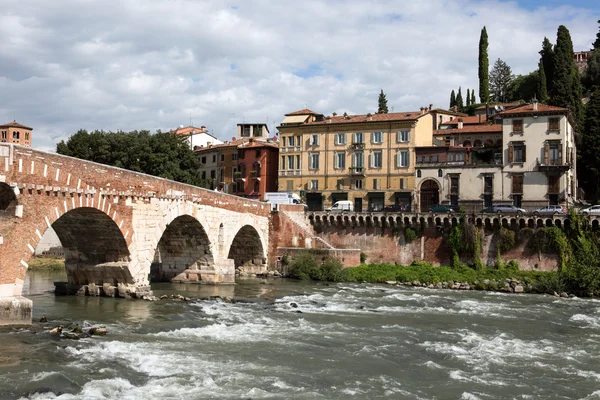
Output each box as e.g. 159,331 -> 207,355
0,144 -> 271,325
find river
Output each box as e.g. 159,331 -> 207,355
1,270 -> 600,399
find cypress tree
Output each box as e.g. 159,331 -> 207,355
593,19 -> 600,50
456,87 -> 464,110
478,26 -> 489,103
579,87 -> 600,202
540,37 -> 555,95
466,89 -> 471,107
450,90 -> 456,108
585,22 -> 600,91
377,89 -> 388,114
471,90 -> 476,106
537,59 -> 548,103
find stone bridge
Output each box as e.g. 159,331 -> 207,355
0,144 -> 271,325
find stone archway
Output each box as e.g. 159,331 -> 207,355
227,225 -> 266,274
152,215 -> 214,282
50,207 -> 132,293
420,180 -> 440,212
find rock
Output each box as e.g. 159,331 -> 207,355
89,326 -> 107,336
267,271 -> 275,277
447,281 -> 455,289
412,280 -> 421,287
435,282 -> 443,289
442,282 -> 448,288
47,326 -> 62,335
184,297 -> 191,302
223,296 -> 233,303
483,279 -> 490,285
427,284 -> 434,289
71,325 -> 83,333
39,316 -> 48,323
569,294 -> 577,298
513,285 -> 524,293
554,291 -> 560,297
63,332 -> 80,340
293,310 -> 303,314
560,292 -> 569,298
160,295 -> 168,300
460,284 -> 470,290
385,281 -> 397,285
290,302 -> 298,308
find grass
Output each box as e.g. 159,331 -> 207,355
28,257 -> 65,271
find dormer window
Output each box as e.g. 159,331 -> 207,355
512,119 -> 524,133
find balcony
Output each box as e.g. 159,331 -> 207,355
537,158 -> 570,172
279,170 -> 301,177
351,142 -> 365,150
349,166 -> 365,176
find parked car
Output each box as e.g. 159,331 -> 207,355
429,204 -> 460,213
483,204 -> 526,214
325,200 -> 353,212
532,205 -> 564,215
580,205 -> 600,216
383,204 -> 409,212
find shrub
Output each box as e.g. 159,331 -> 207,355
497,228 -> 516,254
360,252 -> 367,264
319,257 -> 344,282
288,252 -> 320,280
404,227 -> 418,243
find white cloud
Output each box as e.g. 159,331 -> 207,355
0,0 -> 597,151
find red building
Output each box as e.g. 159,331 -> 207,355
234,138 -> 279,199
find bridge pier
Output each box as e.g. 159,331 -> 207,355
0,297 -> 32,326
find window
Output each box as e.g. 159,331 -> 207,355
232,153 -> 238,161
548,117 -> 560,131
371,151 -> 382,168
310,134 -> 319,146
310,180 -> 319,190
400,178 -> 406,189
25,132 -> 29,141
372,131 -> 383,144
335,132 -> 346,145
448,152 -> 465,162
438,169 -> 443,178
212,155 -> 217,163
220,154 -> 225,162
373,179 -> 380,190
334,152 -> 346,169
508,143 -> 526,163
352,132 -> 364,144
281,156 -> 286,169
512,119 -> 524,133
288,136 -> 294,147
548,174 -> 560,194
232,167 -> 237,178
201,156 -> 206,164
210,170 -> 216,179
219,168 -> 225,181
242,126 -> 251,137
352,152 -> 364,168
309,153 -> 320,170
417,169 -> 422,178
255,150 -> 260,158
254,181 -> 260,192
253,125 -> 262,137
201,171 -> 206,179
287,155 -> 294,170
238,180 -> 244,192
336,179 -> 344,190
282,137 -> 287,147
512,174 -> 523,194
355,179 -> 363,189
450,175 -> 459,196
1,131 -> 5,141
397,130 -> 410,143
295,136 -> 301,147
484,176 -> 493,194
12,131 -> 19,140
396,150 -> 409,167
286,180 -> 294,191
545,141 -> 562,165
296,155 -> 301,170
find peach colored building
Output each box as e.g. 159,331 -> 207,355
0,121 -> 32,147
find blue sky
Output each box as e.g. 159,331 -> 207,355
0,0 -> 598,151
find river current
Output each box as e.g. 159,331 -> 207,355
1,271 -> 600,399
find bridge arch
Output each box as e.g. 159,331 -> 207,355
227,224 -> 266,271
0,182 -> 18,212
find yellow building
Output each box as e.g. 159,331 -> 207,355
277,107 -> 457,211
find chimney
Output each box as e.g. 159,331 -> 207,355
420,107 -> 424,115
366,112 -> 373,121
332,112 -> 337,116
458,118 -> 463,130
201,125 -> 206,129
453,106 -> 458,113
532,97 -> 538,111
429,104 -> 433,111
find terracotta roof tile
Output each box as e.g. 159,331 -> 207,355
497,103 -> 568,116
475,101 -> 524,111
440,116 -> 486,126
434,124 -> 502,135
285,108 -> 318,116
304,111 -> 427,126
0,120 -> 32,130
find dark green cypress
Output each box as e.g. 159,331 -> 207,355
471,90 -> 476,106
593,20 -> 600,50
450,90 -> 456,108
456,87 -> 464,110
539,37 -> 555,95
478,26 -> 489,103
537,60 -> 548,103
377,89 -> 388,114
466,89 -> 471,107
579,87 -> 600,202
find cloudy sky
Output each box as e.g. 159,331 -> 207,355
1,0 -> 598,151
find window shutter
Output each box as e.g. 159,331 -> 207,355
508,144 -> 514,163
405,151 -> 410,167
407,131 -> 411,142
368,153 -> 373,168
558,143 -> 563,165
522,145 -> 526,163
544,142 -> 550,165
395,152 -> 399,168
352,133 -> 356,143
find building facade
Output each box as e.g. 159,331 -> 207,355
170,125 -> 223,149
277,107 -> 458,211
413,101 -> 577,213
234,139 -> 279,199
0,121 -> 32,147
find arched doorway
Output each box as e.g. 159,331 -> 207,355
420,180 -> 440,212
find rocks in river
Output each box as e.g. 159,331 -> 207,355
385,281 -> 397,285
513,285 -> 524,293
62,332 -> 80,340
47,326 -> 62,336
88,326 -> 107,336
289,302 -> 298,308
412,280 -> 421,287
39,316 -> 48,323
560,292 -> 569,298
435,282 -> 443,289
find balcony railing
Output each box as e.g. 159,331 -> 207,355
279,170 -> 301,177
349,166 -> 365,175
351,142 -> 365,150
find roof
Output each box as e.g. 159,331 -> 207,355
193,138 -> 248,153
170,126 -> 219,139
475,101 -> 524,111
240,139 -> 279,149
285,108 -> 318,116
497,103 -> 569,117
0,120 -> 32,130
440,116 -> 487,126
434,124 -> 502,135
281,115 -> 310,124
303,111 -> 428,126
430,108 -> 469,116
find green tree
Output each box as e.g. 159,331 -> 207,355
377,89 -> 388,114
450,89 -> 456,108
478,26 -> 490,103
550,25 -> 583,128
540,37 -> 555,95
466,88 -> 471,107
456,87 -> 464,110
579,87 -> 600,202
537,60 -> 549,103
593,19 -> 600,49
489,58 -> 514,102
584,22 -> 600,91
508,71 -> 538,102
471,90 -> 476,106
56,130 -> 203,186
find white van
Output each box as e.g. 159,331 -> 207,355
326,200 -> 353,212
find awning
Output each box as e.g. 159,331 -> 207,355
281,115 -> 309,124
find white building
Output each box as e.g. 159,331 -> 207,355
170,125 -> 223,149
